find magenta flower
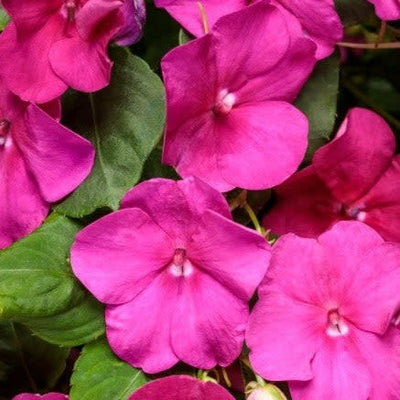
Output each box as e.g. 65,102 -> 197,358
367,0 -> 400,20
128,375 -> 235,400
0,0 -> 144,103
71,177 -> 270,373
246,221 -> 400,400
263,108 -> 400,242
155,0 -> 342,59
0,82 -> 94,249
161,1 -> 316,192
13,394 -> 68,400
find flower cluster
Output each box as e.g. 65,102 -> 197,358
1,0 -> 400,399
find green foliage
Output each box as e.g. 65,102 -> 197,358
0,6 -> 9,31
335,0 -> 376,26
0,321 -> 68,399
70,337 -> 147,400
56,47 -> 165,217
0,214 -> 104,346
295,53 -> 340,161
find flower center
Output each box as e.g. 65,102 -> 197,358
213,89 -> 236,115
326,309 -> 349,337
0,119 -> 11,148
62,0 -> 79,22
169,248 -> 193,277
345,205 -> 366,222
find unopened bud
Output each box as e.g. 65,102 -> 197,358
247,383 -> 287,400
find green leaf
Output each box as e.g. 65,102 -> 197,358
295,53 -> 340,161
334,0 -> 376,26
0,321 -> 68,399
70,337 -> 147,400
140,147 -> 179,181
0,6 -> 9,31
178,28 -> 193,45
56,47 -> 165,217
0,214 -> 104,346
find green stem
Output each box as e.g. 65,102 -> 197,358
338,41 -> 400,49
243,203 -> 263,234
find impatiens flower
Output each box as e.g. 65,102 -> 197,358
246,221 -> 400,400
264,107 -> 400,242
162,1 -> 316,192
128,375 -> 235,400
155,0 -> 342,59
0,82 -> 94,249
0,0 -> 145,103
13,394 -> 68,400
71,177 -> 270,373
367,0 -> 400,21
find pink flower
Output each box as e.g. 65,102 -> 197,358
367,0 -> 400,20
13,394 -> 68,400
161,1 -> 316,192
71,177 -> 270,373
155,0 -> 342,59
264,108 -> 400,242
0,82 -> 94,249
246,221 -> 400,400
128,375 -> 235,400
0,0 -> 144,103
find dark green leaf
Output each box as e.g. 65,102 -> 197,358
0,214 -> 104,346
295,53 -> 340,161
56,47 -> 165,217
70,337 -> 147,400
334,0 -> 376,26
0,321 -> 68,399
178,28 -> 193,45
140,147 -> 179,181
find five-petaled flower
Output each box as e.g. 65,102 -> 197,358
71,177 -> 270,373
0,82 -> 94,249
246,221 -> 400,400
155,0 -> 343,59
0,0 -> 145,103
128,375 -> 235,400
161,1 -> 316,192
264,108 -> 400,242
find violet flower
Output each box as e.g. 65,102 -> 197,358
161,1 -> 316,192
128,375 -> 235,400
0,0 -> 145,103
367,0 -> 400,20
264,108 -> 400,242
155,0 -> 343,59
0,82 -> 94,249
71,177 -> 270,373
246,221 -> 400,400
13,394 -> 68,400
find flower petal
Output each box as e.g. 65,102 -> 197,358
264,166 -> 340,237
128,375 -> 235,400
313,108 -> 396,204
171,269 -> 249,368
17,105 -> 94,202
368,0 -> 400,20
71,208 -> 174,305
217,101 -> 308,190
106,270 -> 179,373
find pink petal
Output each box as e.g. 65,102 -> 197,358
71,208 -> 174,305
263,166 -> 341,237
128,375 -> 235,400
247,290 -> 324,381
342,242 -> 400,335
313,108 -> 396,204
274,0 -> 342,59
0,141 -> 48,249
213,2 -> 290,93
171,268 -> 249,368
17,105 -> 94,203
356,155 -> 400,242
217,101 -> 308,190
154,0 -> 245,37
0,20 -> 67,103
48,37 -> 112,93
13,394 -> 68,400
106,270 -> 179,373
188,210 -> 270,300
121,177 -> 231,243
368,0 -> 400,20
290,331 -> 371,400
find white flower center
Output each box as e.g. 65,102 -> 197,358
169,248 -> 193,277
213,89 -> 236,115
0,119 -> 11,149
326,309 -> 349,337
